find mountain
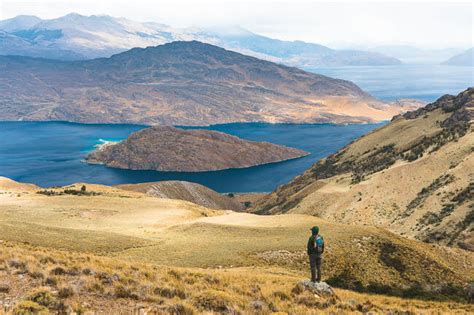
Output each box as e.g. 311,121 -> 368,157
0,15 -> 42,31
442,48 -> 474,66
368,45 -> 466,64
0,41 -> 411,125
86,126 -> 308,171
116,181 -> 244,210
252,88 -> 473,250
0,13 -> 401,66
207,26 -> 401,67
0,30 -> 84,60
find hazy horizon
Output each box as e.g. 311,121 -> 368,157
1,0 -> 472,50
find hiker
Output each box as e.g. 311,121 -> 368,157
307,226 -> 324,282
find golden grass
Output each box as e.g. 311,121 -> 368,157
0,180 -> 473,312
1,242 -> 472,314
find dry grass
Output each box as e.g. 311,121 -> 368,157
1,242 -> 472,314
0,184 -> 472,302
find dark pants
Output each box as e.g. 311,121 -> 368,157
309,254 -> 322,282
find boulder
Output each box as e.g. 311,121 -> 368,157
296,280 -> 336,297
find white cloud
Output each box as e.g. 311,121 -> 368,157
1,0 -> 472,48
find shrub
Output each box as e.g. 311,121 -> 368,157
0,284 -> 10,293
13,301 -> 48,315
193,289 -> 236,313
8,259 -> 27,270
44,277 -> 57,286
50,266 -> 66,275
154,286 -> 186,299
29,271 -> 45,279
26,288 -> 57,308
156,303 -> 195,315
114,285 -> 139,300
58,287 -> 75,299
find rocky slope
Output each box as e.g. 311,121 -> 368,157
86,126 -> 308,171
0,41 -> 413,125
252,88 -> 473,250
0,13 -> 401,66
116,181 -> 243,211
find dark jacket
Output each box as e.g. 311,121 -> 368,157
307,234 -> 324,255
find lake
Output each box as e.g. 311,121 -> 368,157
308,64 -> 473,102
1,64 -> 471,192
0,121 -> 382,192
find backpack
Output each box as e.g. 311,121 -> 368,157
313,235 -> 324,254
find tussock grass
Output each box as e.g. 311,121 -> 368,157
1,241 -> 472,314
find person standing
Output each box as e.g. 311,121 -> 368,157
307,226 -> 324,282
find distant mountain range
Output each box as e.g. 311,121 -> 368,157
367,45 -> 467,65
0,13 -> 401,67
442,48 -> 474,66
0,41 -> 415,125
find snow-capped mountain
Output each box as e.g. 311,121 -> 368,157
0,13 -> 401,66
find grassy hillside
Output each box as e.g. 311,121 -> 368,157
0,178 -> 472,308
2,242 -> 472,314
252,88 -> 473,250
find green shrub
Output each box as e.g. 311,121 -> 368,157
13,301 -> 49,315
26,288 -> 57,308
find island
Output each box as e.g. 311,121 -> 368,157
85,126 -> 309,172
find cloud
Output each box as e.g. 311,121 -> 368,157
1,0 -> 472,48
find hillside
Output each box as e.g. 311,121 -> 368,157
0,41 -> 413,126
86,126 -> 308,171
252,88 -> 473,250
0,178 -> 473,305
116,180 -> 244,211
2,242 -> 472,314
442,48 -> 474,66
0,13 -> 401,67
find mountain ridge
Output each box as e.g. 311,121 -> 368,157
251,88 -> 473,250
0,13 -> 401,67
0,41 -> 415,125
442,48 -> 474,66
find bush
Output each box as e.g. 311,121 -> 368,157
114,285 -> 139,300
26,288 -> 57,308
50,266 -> 66,275
13,301 -> 48,315
58,287 -> 75,299
193,289 -> 236,313
154,286 -> 186,299
157,304 -> 195,315
0,284 -> 10,293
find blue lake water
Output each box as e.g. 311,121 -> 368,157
308,65 -> 473,102
1,65 -> 472,192
0,121 -> 382,192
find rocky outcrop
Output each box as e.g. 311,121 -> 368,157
295,280 -> 337,298
86,126 -> 309,172
116,181 -> 243,211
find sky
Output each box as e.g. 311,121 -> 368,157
1,0 -> 472,49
